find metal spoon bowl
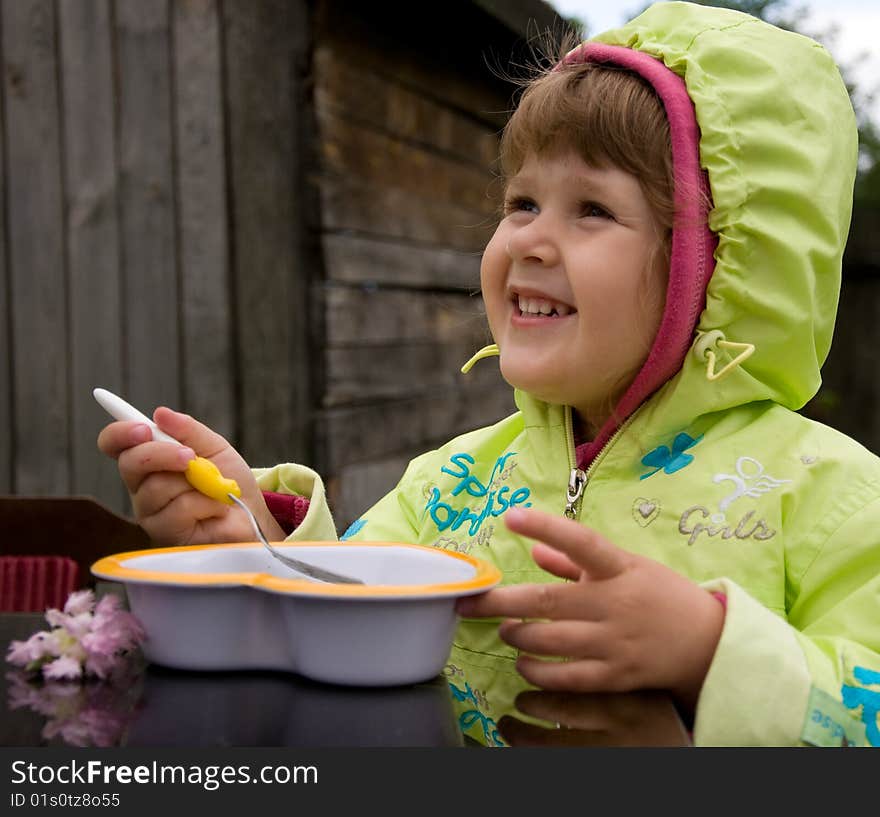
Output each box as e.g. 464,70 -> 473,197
227,493 -> 364,584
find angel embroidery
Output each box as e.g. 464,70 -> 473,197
713,456 -> 791,518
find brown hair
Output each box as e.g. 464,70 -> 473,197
500,59 -> 675,245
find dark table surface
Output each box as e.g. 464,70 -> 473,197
1,610 -> 691,748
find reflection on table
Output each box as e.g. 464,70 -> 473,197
1,611 -> 462,748
3,612 -> 691,748
495,689 -> 692,747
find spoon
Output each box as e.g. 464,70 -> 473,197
94,387 -> 242,504
93,387 -> 363,585
227,493 -> 364,585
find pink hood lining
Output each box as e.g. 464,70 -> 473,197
562,43 -> 718,467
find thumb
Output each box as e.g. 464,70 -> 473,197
153,406 -> 230,459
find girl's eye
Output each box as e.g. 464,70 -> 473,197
581,201 -> 612,219
504,197 -> 538,215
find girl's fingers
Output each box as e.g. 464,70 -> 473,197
456,585 -> 535,618
515,654 -> 626,693
504,507 -> 629,580
531,542 -> 582,581
498,618 -> 608,658
97,421 -> 155,460
139,489 -> 231,545
117,441 -> 196,494
153,406 -> 230,459
456,580 -> 603,620
129,471 -> 195,519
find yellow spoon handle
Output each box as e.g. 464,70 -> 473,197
185,457 -> 241,505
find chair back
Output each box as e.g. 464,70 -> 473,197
0,555 -> 81,612
0,496 -> 150,611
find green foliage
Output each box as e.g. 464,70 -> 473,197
854,112 -> 880,205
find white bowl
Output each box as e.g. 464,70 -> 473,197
91,541 -> 501,687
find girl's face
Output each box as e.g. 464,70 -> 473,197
481,150 -> 668,434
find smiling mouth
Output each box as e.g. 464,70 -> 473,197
514,294 -> 576,318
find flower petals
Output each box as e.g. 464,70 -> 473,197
5,590 -> 145,683
63,589 -> 96,616
6,631 -> 57,666
43,655 -> 84,680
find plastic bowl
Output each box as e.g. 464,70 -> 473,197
91,541 -> 501,687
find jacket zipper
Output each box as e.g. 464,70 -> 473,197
564,466 -> 587,519
563,406 -> 587,518
563,406 -> 641,519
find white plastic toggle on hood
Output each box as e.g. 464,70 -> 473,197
694,330 -> 756,382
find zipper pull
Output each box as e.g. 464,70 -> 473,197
564,468 -> 587,519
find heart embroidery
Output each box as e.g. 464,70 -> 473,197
632,497 -> 660,527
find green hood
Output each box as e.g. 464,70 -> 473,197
596,1 -> 858,413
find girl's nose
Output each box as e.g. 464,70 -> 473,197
505,218 -> 560,266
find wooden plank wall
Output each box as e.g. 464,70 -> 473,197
60,0 -> 126,510
310,2 -> 518,527
0,0 -> 314,516
173,0 -> 233,438
0,0 -> 527,530
4,0 -> 68,498
0,4 -> 7,493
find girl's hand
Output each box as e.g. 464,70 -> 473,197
97,407 -> 285,547
455,507 -> 724,716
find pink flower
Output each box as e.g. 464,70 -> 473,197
4,589 -> 145,682
43,655 -> 83,680
64,589 -> 96,616
93,593 -> 120,619
46,608 -> 94,639
90,595 -> 145,653
7,631 -> 57,666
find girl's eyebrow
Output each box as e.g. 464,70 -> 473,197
508,170 -> 614,199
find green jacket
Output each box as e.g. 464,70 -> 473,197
255,3 -> 880,747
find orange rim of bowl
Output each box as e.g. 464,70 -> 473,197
91,540 -> 502,597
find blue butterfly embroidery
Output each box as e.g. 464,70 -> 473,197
842,666 -> 880,746
640,433 -> 703,480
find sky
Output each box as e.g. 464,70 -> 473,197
547,0 -> 880,123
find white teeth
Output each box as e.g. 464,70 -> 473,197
516,294 -> 571,316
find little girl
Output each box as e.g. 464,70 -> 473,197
98,2 -> 880,747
